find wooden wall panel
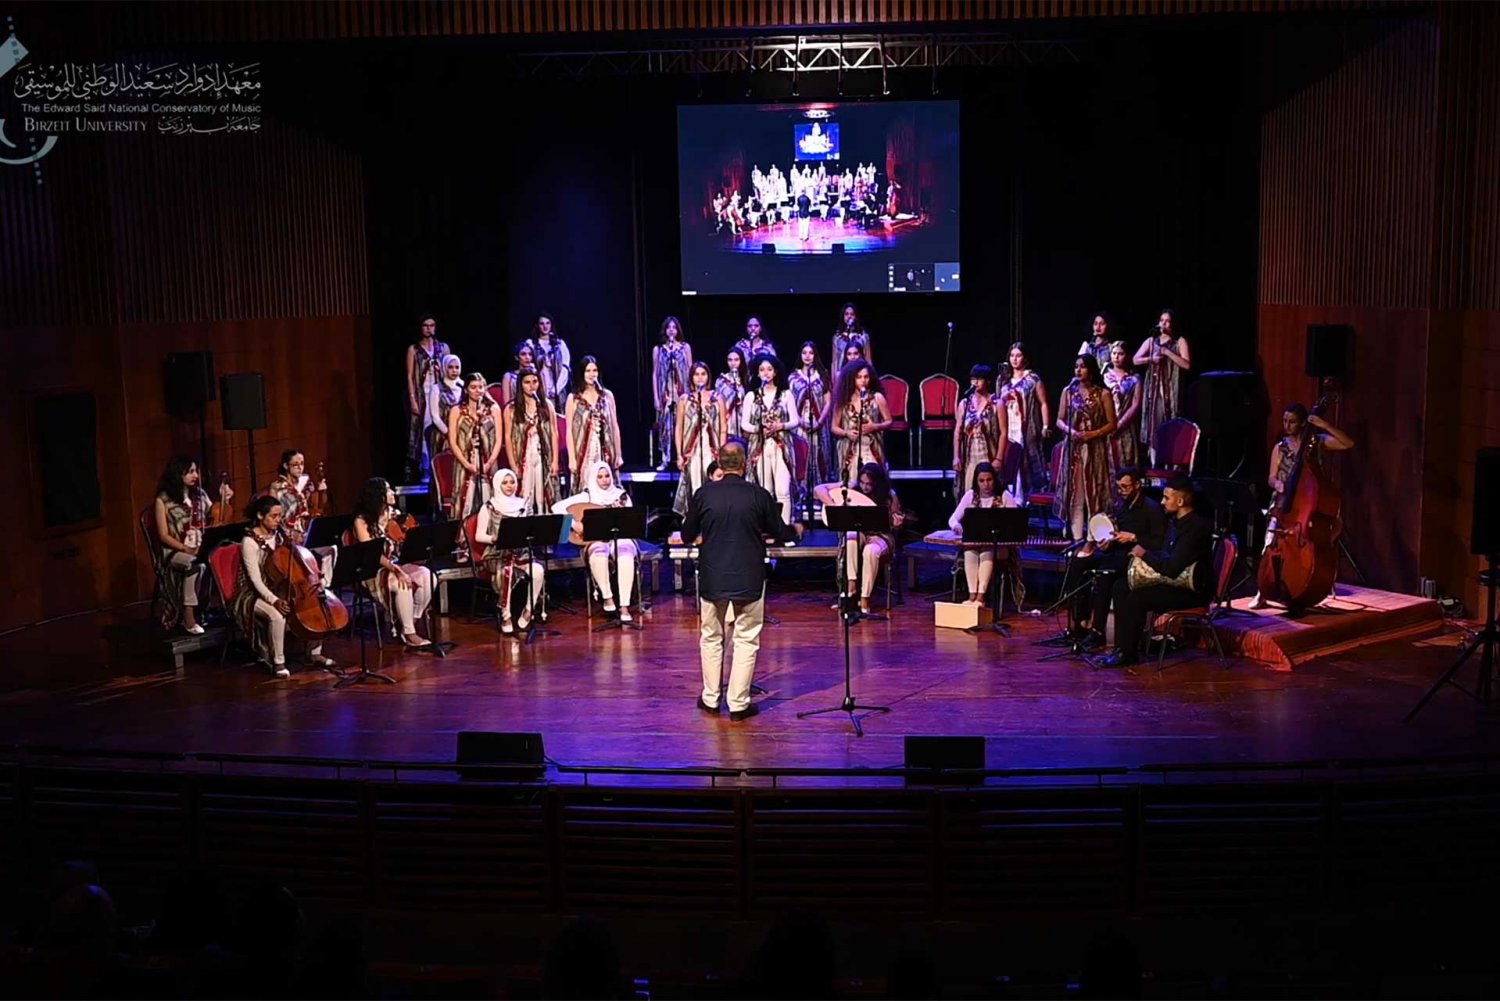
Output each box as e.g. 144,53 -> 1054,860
1257,305 -> 1429,594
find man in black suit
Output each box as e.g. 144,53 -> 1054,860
681,440 -> 801,720
1071,468 -> 1167,648
1101,476 -> 1214,668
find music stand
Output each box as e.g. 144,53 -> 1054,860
495,514 -> 564,645
798,503 -> 891,736
1197,478 -> 1258,614
582,506 -> 648,632
960,507 -> 1030,636
192,521 -> 250,563
399,520 -> 460,657
330,539 -> 394,686
305,515 -> 353,552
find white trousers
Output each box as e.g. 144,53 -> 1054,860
386,564 -> 434,634
798,215 -> 810,240
844,534 -> 890,598
167,551 -> 201,607
963,549 -> 995,596
587,539 -> 637,607
699,597 -> 766,712
249,600 -> 323,665
756,449 -> 794,526
498,560 -> 546,618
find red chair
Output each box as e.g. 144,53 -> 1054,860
463,510 -> 502,627
916,374 -> 960,467
485,383 -> 506,408
1150,533 -> 1237,672
138,506 -> 169,624
879,374 -> 912,467
1145,418 -> 1201,484
430,452 -> 457,520
1026,441 -> 1066,536
207,544 -> 244,666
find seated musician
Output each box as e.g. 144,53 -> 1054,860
1070,468 -> 1167,649
1249,403 -> 1354,609
352,477 -> 434,649
552,461 -> 638,623
1100,477 -> 1213,668
153,456 -> 232,634
473,468 -> 546,636
236,494 -> 339,678
816,462 -> 904,617
266,449 -> 336,584
947,461 -> 1019,605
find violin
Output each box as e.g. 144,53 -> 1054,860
208,471 -> 235,526
305,461 -> 329,519
264,535 -> 350,638
1257,394 -> 1341,612
384,505 -> 418,544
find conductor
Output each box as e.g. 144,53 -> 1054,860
681,440 -> 802,720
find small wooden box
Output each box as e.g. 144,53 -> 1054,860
934,601 -> 993,630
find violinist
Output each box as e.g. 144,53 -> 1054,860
352,477 -> 435,649
153,456 -> 232,634
235,494 -> 339,678
1248,403 -> 1354,609
266,450 -> 336,582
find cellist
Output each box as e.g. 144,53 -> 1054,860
1249,403 -> 1354,609
234,494 -> 340,678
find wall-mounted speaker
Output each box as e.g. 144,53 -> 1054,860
164,351 -> 215,417
220,372 -> 267,431
1305,324 -> 1352,380
1474,448 -> 1500,557
455,731 -> 546,780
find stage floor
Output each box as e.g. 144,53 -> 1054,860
3,588 -> 1496,780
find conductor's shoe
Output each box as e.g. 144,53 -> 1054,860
696,697 -> 720,716
729,703 -> 759,722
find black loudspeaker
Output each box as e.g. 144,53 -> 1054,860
832,243 -> 846,254
1305,324 -> 1352,379
220,372 -> 267,431
1188,371 -> 1257,436
456,731 -> 546,780
33,391 -> 102,528
904,735 -> 984,784
1474,448 -> 1500,557
761,243 -> 776,254
164,351 -> 215,417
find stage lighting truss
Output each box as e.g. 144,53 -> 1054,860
515,33 -> 1085,78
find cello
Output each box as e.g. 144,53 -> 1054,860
1257,396 -> 1341,612
264,534 -> 351,638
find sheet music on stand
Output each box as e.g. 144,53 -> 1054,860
397,519 -> 460,656
582,506 -> 648,632
959,506 -> 1029,635
495,514 -> 565,645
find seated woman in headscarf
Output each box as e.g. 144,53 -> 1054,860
552,461 -> 638,623
473,468 -> 547,636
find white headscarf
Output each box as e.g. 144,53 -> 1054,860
487,468 -> 527,517
584,460 -> 625,506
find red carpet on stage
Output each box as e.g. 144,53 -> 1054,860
1209,586 -> 1444,672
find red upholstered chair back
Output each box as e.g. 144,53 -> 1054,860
208,544 -> 242,604
791,435 -> 810,483
880,375 -> 910,430
1152,418 -> 1201,472
1212,533 -> 1237,603
463,511 -> 490,585
485,383 -> 505,408
430,452 -> 457,518
918,374 -> 960,424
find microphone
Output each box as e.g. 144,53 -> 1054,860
946,322 -> 954,336
1068,377 -> 1080,387
1060,537 -> 1089,555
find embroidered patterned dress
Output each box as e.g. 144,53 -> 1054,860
790,367 -> 833,488
957,394 -> 1003,497
1052,383 -> 1113,530
1002,370 -> 1049,493
653,343 -> 690,466
451,404 -> 499,522
714,371 -> 745,418
156,488 -> 209,628
569,391 -> 619,487
672,392 -> 724,516
1104,368 -> 1140,471
1140,335 -> 1186,449
509,403 -> 560,514
836,392 -> 886,484
407,338 -> 449,477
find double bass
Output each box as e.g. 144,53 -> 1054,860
264,534 -> 350,638
1257,396 -> 1341,612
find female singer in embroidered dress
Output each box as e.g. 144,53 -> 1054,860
733,314 -> 777,361
234,494 -> 337,677
790,341 -> 833,488
503,367 -> 561,514
474,468 -> 547,634
525,312 -> 572,412
817,463 -> 904,616
1132,309 -> 1191,456
951,364 -> 1006,501
651,316 -> 693,471
831,302 -> 872,370
1053,355 -> 1118,540
1000,342 -> 1052,496
715,347 -> 749,419
153,456 -> 230,633
499,342 -> 535,409
1103,340 -> 1142,471
565,355 -> 623,488
553,462 -> 640,622
840,342 -> 866,367
447,372 -> 503,523
425,354 -> 463,465
405,313 -> 449,482
352,478 -> 434,648
947,461 -> 1018,605
1077,312 -> 1113,374
831,360 -> 892,483
741,353 -> 800,526
673,361 -> 726,516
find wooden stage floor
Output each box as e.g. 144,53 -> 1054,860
2,590 -> 1496,780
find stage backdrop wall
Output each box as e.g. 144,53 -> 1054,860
1256,7 -> 1500,610
0,120 -> 372,634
